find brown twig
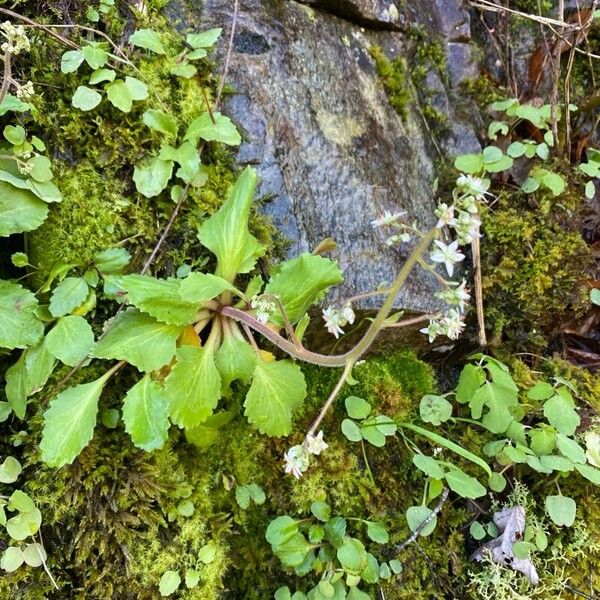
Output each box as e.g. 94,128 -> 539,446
0,50 -> 11,105
214,0 -> 239,108
0,7 -> 78,49
471,232 -> 486,347
394,487 -> 449,553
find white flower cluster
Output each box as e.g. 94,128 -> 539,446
16,80 -> 35,101
450,174 -> 491,244
420,309 -> 465,342
322,303 -> 355,339
17,160 -> 32,176
1,21 -> 30,56
250,294 -> 277,324
283,431 -> 329,479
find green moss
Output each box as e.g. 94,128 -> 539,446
372,31 -> 449,133
462,75 -> 506,109
480,190 -> 592,349
370,46 -> 412,120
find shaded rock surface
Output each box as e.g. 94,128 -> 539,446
172,0 -> 482,313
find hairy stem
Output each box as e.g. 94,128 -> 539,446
221,228 -> 437,368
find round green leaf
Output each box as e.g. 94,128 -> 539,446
6,508 -> 42,540
345,396 -> 371,419
72,86 -> 102,111
585,180 -> 596,199
133,157 -> 173,198
1,547 -> 24,572
412,454 -> 445,479
419,394 -> 453,426
545,495 -> 576,527
22,543 -> 46,567
0,456 -> 21,483
159,570 -> 181,596
45,315 -> 95,366
9,490 -> 35,512
336,538 -> 368,575
49,277 -> 89,317
444,468 -> 486,499
488,471 -> 507,492
106,80 -> 132,113
3,125 -> 25,145
0,280 -> 43,349
61,50 -> 84,73
405,506 -> 437,536
129,29 -> 166,54
311,501 -> 331,522
143,109 -> 178,137
185,568 -> 200,589
366,521 -> 389,544
469,521 -> 486,540
0,181 -> 48,237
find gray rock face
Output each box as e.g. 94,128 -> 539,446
186,0 -> 482,313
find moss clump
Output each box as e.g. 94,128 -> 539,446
370,45 -> 412,120
462,74 -> 506,108
480,189 -> 592,349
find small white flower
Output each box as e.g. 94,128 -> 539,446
16,80 -> 35,101
251,294 -> 276,324
430,240 -> 465,277
322,306 -> 345,339
305,430 -> 329,456
283,445 -> 310,479
435,203 -> 457,229
456,174 -> 490,201
420,319 -> 442,343
441,309 -> 465,340
436,279 -> 470,312
370,210 -> 405,228
341,304 -> 355,325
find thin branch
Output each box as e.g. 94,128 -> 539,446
0,7 -> 78,49
468,0 -> 574,28
0,51 -> 11,105
268,294 -> 303,349
471,232 -> 486,346
214,0 -> 239,108
394,487 -> 449,553
382,313 -> 439,328
307,361 -> 354,436
32,535 -> 58,590
241,322 -> 261,356
221,228 -> 438,368
139,0 -> 239,274
140,182 -> 190,274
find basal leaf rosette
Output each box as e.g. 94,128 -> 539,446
39,167 -> 345,467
